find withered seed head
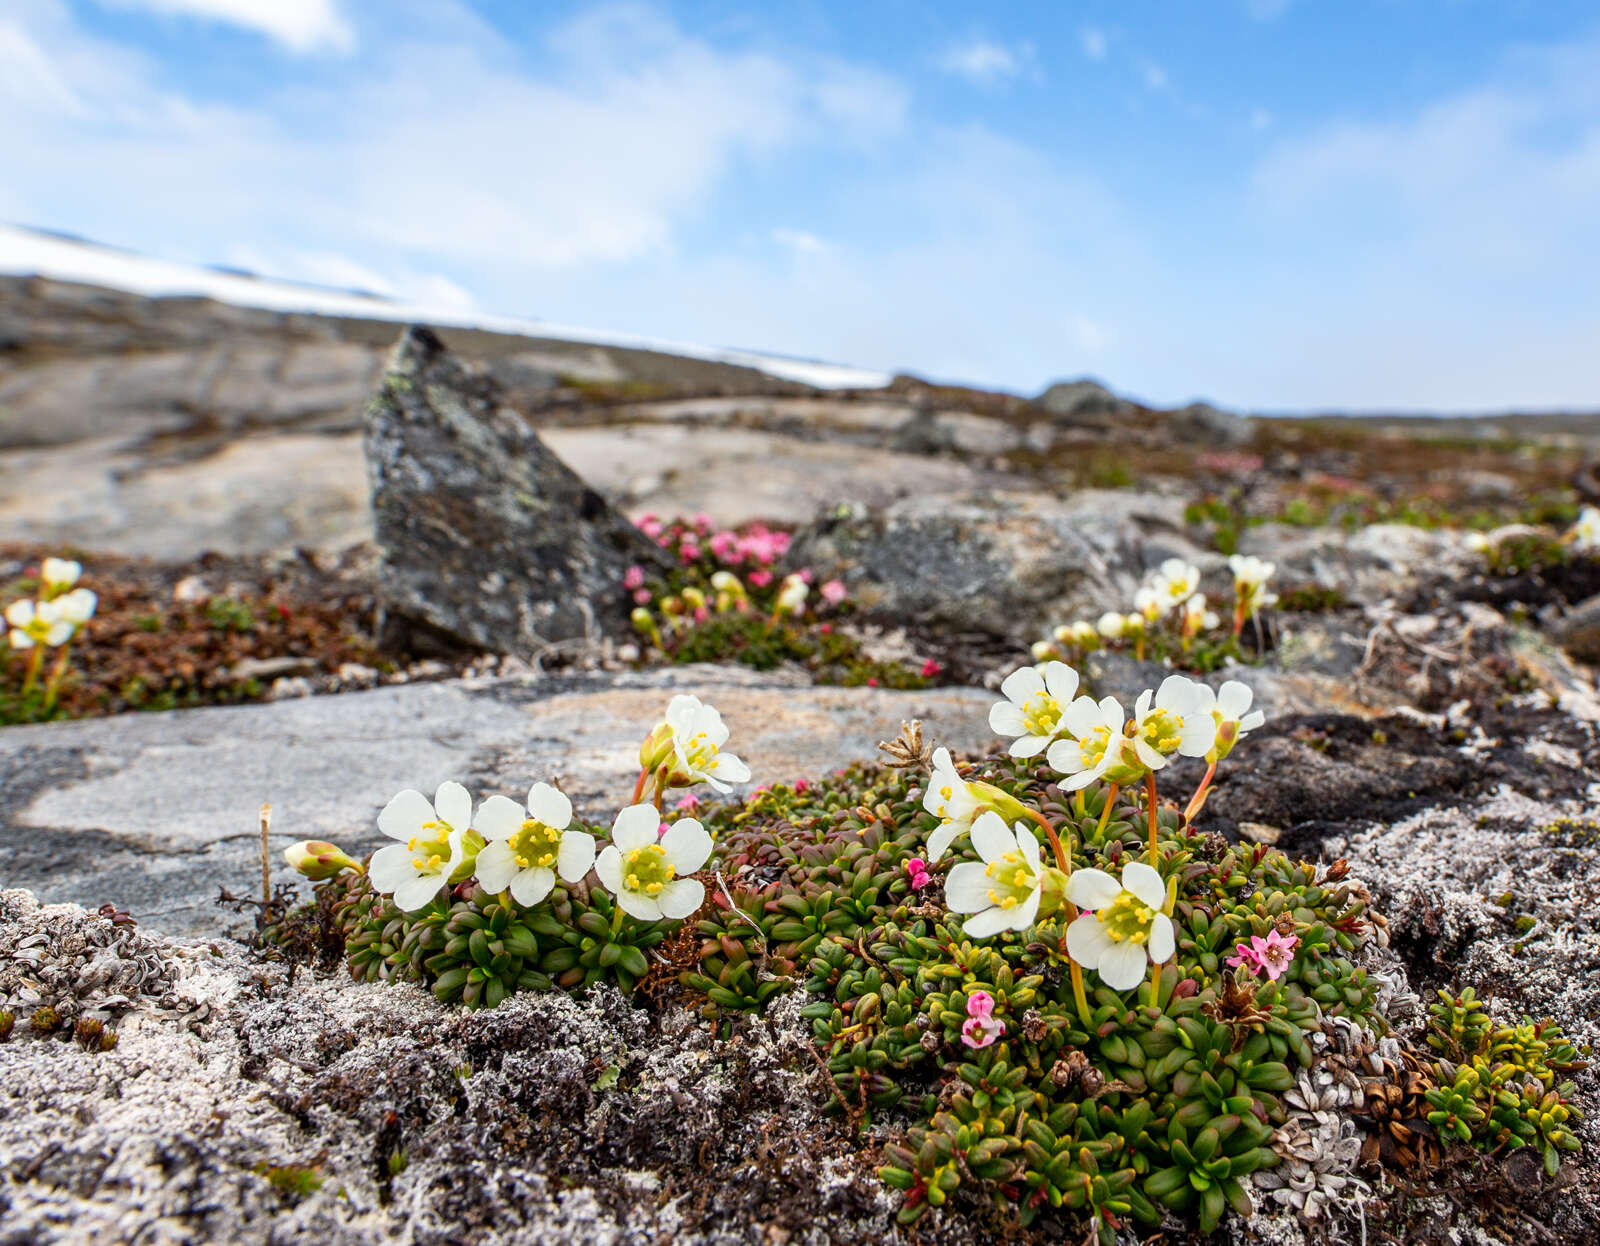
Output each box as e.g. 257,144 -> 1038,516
878,721 -> 933,772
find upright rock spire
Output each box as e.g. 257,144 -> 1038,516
364,326 -> 667,654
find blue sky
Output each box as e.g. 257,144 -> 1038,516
2,0 -> 1598,411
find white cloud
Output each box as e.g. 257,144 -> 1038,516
1079,27 -> 1108,62
1140,59 -> 1168,91
937,39 -> 1033,85
1246,0 -> 1291,19
772,228 -> 828,256
91,0 -> 355,53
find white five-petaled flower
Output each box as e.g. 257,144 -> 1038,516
925,747 -> 985,860
943,812 -> 1046,937
1571,507 -> 1600,553
369,781 -> 474,911
5,599 -> 72,650
40,558 -> 82,594
1189,679 -> 1266,760
774,574 -> 809,616
1047,695 -> 1162,791
1151,558 -> 1200,609
1228,554 -> 1278,611
1131,675 -> 1219,765
1066,862 -> 1176,991
663,694 -> 751,792
595,803 -> 712,921
1132,586 -> 1167,623
55,588 -> 97,627
474,781 -> 596,906
1096,611 -> 1126,639
989,661 -> 1080,758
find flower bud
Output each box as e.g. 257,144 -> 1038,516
284,840 -> 361,880
638,721 -> 676,771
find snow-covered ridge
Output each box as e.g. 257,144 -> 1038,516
0,223 -> 892,391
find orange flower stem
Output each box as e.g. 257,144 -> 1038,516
1184,760 -> 1218,824
631,768 -> 651,804
1094,784 -> 1120,837
1022,807 -> 1070,874
20,646 -> 43,696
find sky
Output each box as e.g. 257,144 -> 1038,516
1,0 -> 1598,413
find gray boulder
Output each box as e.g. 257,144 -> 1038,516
783,491 -> 1143,640
1034,377 -> 1129,423
365,327 -> 667,654
1165,400 -> 1254,445
1557,592 -> 1600,664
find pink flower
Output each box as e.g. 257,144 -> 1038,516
657,821 -> 671,840
693,606 -> 709,623
638,516 -> 662,538
965,991 -> 995,1020
1227,930 -> 1299,981
692,512 -> 712,531
921,659 -> 942,678
633,589 -> 652,605
794,779 -> 810,793
623,566 -> 645,590
819,623 -> 833,634
820,579 -> 847,605
905,857 -> 931,890
797,568 -> 814,584
748,569 -> 773,589
961,1015 -> 1004,1049
679,545 -> 700,564
675,794 -> 700,811
867,677 -> 879,687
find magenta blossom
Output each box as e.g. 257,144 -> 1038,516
748,569 -> 773,589
623,565 -> 645,590
921,658 -> 942,678
674,794 -> 700,811
820,578 -> 847,606
905,857 -> 932,890
1227,930 -> 1299,981
794,778 -> 810,793
961,991 -> 1004,1048
633,589 -> 652,605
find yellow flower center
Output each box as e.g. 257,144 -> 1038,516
1079,726 -> 1112,768
23,617 -> 53,642
623,843 -> 676,896
509,818 -> 561,871
983,849 -> 1036,911
407,819 -> 453,872
681,729 -> 719,773
1099,889 -> 1156,944
1021,692 -> 1061,738
1140,707 -> 1185,756
935,781 -> 956,819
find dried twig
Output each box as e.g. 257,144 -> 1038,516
258,803 -> 272,909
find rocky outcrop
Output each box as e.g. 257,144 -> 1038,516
0,664 -> 995,936
365,327 -> 669,654
783,491 -> 1147,640
1034,377 -> 1129,423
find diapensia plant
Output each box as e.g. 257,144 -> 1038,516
275,661 -> 1582,1240
1032,556 -> 1276,671
5,556 -> 98,715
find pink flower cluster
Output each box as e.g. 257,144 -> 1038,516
635,513 -> 792,570
961,990 -> 1004,1049
905,856 -> 932,890
1226,929 -> 1299,980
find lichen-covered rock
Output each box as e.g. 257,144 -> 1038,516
783,492 -> 1144,641
365,326 -> 668,654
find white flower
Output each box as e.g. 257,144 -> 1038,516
473,781 -> 596,906
923,746 -> 1029,861
1189,679 -> 1266,760
369,781 -> 474,911
1571,507 -> 1600,553
1465,532 -> 1492,554
1180,593 -> 1218,635
1096,611 -> 1126,639
56,588 -> 97,627
1228,554 -> 1278,611
1133,586 -> 1167,623
773,573 -> 809,617
6,599 -> 72,650
989,661 -> 1080,758
943,812 -> 1045,937
1029,639 -> 1055,662
595,803 -> 711,920
1151,558 -> 1200,608
1066,862 -> 1176,990
1121,612 -> 1148,640
1131,675 -> 1219,763
663,694 -> 752,792
40,558 -> 81,594
1047,695 -> 1164,791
